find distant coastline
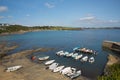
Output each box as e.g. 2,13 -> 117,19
0,25 -> 120,36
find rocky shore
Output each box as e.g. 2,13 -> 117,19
103,54 -> 120,76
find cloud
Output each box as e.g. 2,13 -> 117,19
45,2 -> 55,8
0,6 -> 8,12
0,16 -> 13,19
26,14 -> 30,17
0,16 -> 5,19
80,16 -> 96,21
76,15 -> 120,27
7,16 -> 13,18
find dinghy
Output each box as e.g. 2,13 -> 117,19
6,65 -> 22,72
89,57 -> 95,63
38,56 -> 49,61
56,50 -> 64,55
72,53 -> 78,58
53,66 -> 65,72
69,70 -> 81,79
66,53 -> 73,57
75,54 -> 83,60
60,67 -> 72,75
81,56 -> 88,62
49,63 -> 59,70
45,60 -> 55,65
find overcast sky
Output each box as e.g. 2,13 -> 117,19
0,0 -> 120,27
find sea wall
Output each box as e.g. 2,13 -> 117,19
102,40 -> 120,52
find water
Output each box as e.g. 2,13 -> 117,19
0,29 -> 120,79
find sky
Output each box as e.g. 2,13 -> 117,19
0,0 -> 120,27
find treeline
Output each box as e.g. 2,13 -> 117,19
98,63 -> 120,80
0,25 -> 81,34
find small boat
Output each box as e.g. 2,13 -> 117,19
73,47 -> 79,51
45,60 -> 55,65
66,68 -> 76,76
66,53 -> 74,57
60,67 -> 72,75
56,50 -> 64,55
72,53 -> 78,58
63,51 -> 69,56
81,56 -> 88,62
74,54 -> 83,60
6,65 -> 22,72
89,57 -> 95,63
49,63 -> 59,70
53,66 -> 65,72
38,56 -> 49,61
69,70 -> 81,79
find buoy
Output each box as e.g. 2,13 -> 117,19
31,56 -> 36,60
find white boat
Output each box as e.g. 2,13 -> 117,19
74,54 -> 83,60
63,52 -> 69,56
89,57 -> 95,63
72,53 -> 78,58
45,60 -> 55,65
6,65 -> 22,72
49,63 -> 59,70
81,56 -> 88,62
38,56 -> 49,61
66,68 -> 76,76
53,66 -> 65,72
56,50 -> 64,55
66,53 -> 73,57
69,70 -> 81,79
60,67 -> 72,75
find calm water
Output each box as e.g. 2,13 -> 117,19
0,29 -> 120,79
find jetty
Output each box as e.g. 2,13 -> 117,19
102,40 -> 120,52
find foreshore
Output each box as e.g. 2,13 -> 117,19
0,45 -> 90,80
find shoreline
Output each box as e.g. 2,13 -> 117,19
103,54 -> 120,76
0,47 -> 90,80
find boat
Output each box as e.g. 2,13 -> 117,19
66,53 -> 74,57
49,63 -> 59,70
89,57 -> 95,63
45,60 -> 55,65
79,48 -> 97,54
73,47 -> 79,51
38,56 -> 49,61
6,65 -> 22,72
66,68 -> 76,76
69,70 -> 81,79
74,54 -> 83,60
56,50 -> 64,55
72,53 -> 78,58
81,56 -> 88,62
53,66 -> 65,72
60,67 -> 72,75
63,51 -> 69,56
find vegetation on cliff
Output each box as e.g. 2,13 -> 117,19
98,63 -> 120,80
0,25 -> 81,34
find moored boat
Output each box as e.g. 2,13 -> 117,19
72,53 -> 78,58
49,63 -> 59,70
74,54 -> 83,60
6,65 -> 22,72
89,57 -> 95,63
45,60 -> 55,65
53,65 -> 65,72
81,56 -> 88,62
69,70 -> 81,79
66,53 -> 73,57
38,56 -> 49,61
60,67 -> 72,75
